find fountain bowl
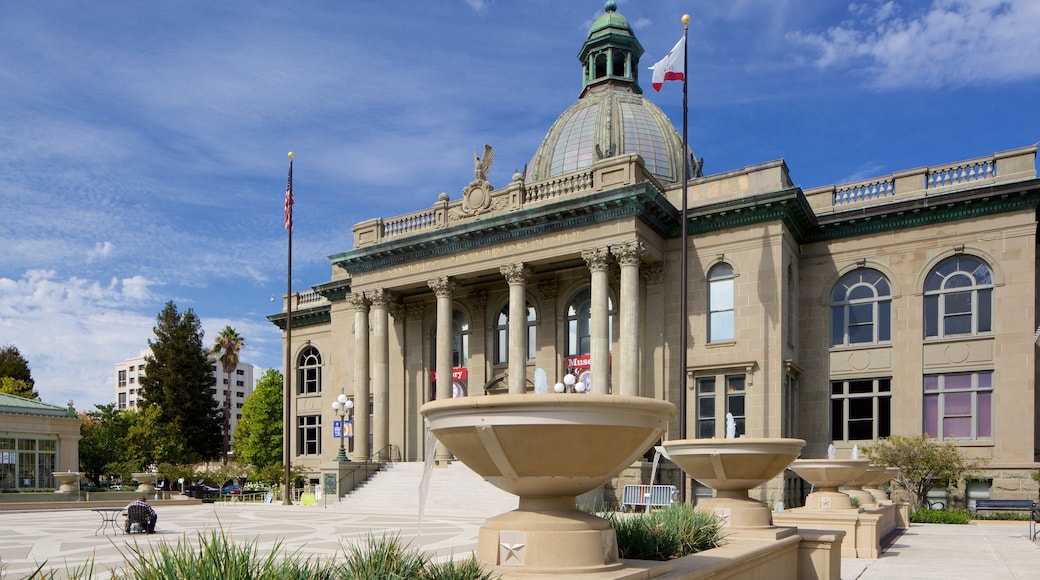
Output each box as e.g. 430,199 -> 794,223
421,394 -> 675,574
789,459 -> 870,509
131,472 -> 158,494
53,471 -> 83,494
663,438 -> 805,529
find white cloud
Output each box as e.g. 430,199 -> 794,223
789,0 -> 1040,89
87,241 -> 113,261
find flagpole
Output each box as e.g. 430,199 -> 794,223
678,13 -> 691,503
282,152 -> 294,506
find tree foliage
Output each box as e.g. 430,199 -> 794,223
0,345 -> 37,399
233,369 -> 284,484
139,301 -> 221,462
78,404 -> 133,485
212,325 -> 244,464
863,434 -> 984,509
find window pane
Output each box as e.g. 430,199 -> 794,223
698,378 -> 716,394
831,399 -> 844,440
944,273 -> 973,289
878,301 -> 891,341
710,311 -> 734,341
734,418 -> 746,437
977,372 -> 992,389
848,324 -> 873,344
977,289 -> 992,333
697,420 -> 716,439
849,397 -> 873,420
847,285 -> 874,301
944,314 -> 971,336
727,394 -> 744,417
849,380 -> 874,394
711,279 -> 734,310
924,295 -> 939,337
945,292 -> 971,315
698,397 -> 715,419
945,374 -> 972,390
943,416 -> 971,438
878,396 -> 892,437
924,394 -> 938,437
848,419 -> 873,441
944,392 -> 972,416
831,381 -> 844,395
977,392 -> 992,438
831,307 -> 845,345
924,376 -> 939,391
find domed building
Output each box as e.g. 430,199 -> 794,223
271,2 -> 1040,515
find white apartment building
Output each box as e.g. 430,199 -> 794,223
114,349 -> 255,446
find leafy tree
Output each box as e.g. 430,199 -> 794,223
863,434 -> 984,509
78,404 -> 133,485
0,377 -> 39,400
139,301 -> 221,462
212,326 -> 244,464
234,369 -> 284,485
0,344 -> 33,382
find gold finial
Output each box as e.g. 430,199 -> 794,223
682,14 -> 690,26
288,151 -> 294,159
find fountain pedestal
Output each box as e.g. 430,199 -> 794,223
131,472 -> 158,494
421,394 -> 675,575
53,471 -> 82,494
662,438 -> 805,536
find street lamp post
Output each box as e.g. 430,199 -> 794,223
331,394 -> 354,463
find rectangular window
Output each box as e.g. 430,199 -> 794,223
236,391 -> 244,398
709,277 -> 735,342
298,367 -> 321,395
118,392 -> 127,409
129,365 -> 135,372
296,415 -> 321,455
726,375 -> 746,437
830,378 -> 892,441
696,378 -> 716,439
923,371 -> 992,440
118,370 -> 127,388
236,369 -> 245,375
236,380 -> 244,387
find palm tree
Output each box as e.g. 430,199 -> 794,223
213,326 -> 244,465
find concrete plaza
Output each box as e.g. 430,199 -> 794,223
2,503 -> 1039,578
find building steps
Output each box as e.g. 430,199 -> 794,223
335,461 -> 517,517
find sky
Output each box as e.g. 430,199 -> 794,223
2,0 -> 1039,411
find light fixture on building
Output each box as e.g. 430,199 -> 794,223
331,394 -> 354,462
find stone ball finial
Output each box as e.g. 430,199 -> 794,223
605,0 -> 617,13
438,192 -> 450,202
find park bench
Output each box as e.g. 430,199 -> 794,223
972,499 -> 1039,539
621,484 -> 678,512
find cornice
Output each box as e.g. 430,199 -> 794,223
266,305 -> 331,330
330,183 -> 678,274
313,279 -> 351,302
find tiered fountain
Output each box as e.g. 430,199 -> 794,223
863,466 -> 899,504
53,470 -> 82,494
420,393 -> 675,575
787,446 -> 869,510
131,472 -> 158,494
662,416 -> 804,536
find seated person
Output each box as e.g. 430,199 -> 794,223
125,495 -> 158,534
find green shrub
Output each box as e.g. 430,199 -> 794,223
909,507 -> 971,524
974,511 -> 1032,521
606,504 -> 723,561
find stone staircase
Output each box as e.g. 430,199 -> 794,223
334,461 -> 518,517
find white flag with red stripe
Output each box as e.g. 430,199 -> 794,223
649,35 -> 685,91
284,157 -> 294,232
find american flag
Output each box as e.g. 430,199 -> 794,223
284,155 -> 294,232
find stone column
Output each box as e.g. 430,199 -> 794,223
500,263 -> 532,395
642,262 -> 666,400
404,303 -> 426,460
582,247 -> 612,394
350,292 -> 371,461
611,240 -> 647,397
369,289 -> 392,461
427,276 -> 456,463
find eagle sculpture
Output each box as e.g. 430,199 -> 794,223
473,144 -> 494,182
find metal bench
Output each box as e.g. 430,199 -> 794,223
621,484 -> 678,512
972,499 -> 1039,539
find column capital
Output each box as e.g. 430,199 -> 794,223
367,288 -> 394,309
641,262 -> 666,285
610,240 -> 648,267
405,302 -> 425,322
427,276 -> 456,297
581,247 -> 612,272
349,292 -> 371,311
499,262 -> 532,284
468,289 -> 487,311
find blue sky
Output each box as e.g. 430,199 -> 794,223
2,0 -> 1038,410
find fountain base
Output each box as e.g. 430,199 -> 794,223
478,503 -> 622,574
803,490 -> 856,510
697,493 -> 775,529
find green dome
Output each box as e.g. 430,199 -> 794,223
526,3 -> 698,185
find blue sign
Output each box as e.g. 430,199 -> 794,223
333,420 -> 354,439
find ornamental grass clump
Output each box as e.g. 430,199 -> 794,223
606,504 -> 724,561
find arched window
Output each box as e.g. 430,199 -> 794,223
494,302 -> 537,365
830,269 -> 892,346
708,263 -> 735,342
923,256 -> 993,338
297,346 -> 322,395
566,288 -> 614,356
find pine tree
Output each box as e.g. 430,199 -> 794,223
0,345 -> 38,400
138,301 -> 222,462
